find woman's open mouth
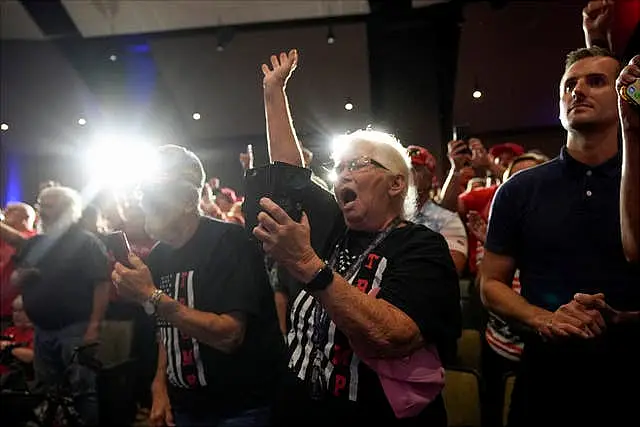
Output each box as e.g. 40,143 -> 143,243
340,188 -> 358,207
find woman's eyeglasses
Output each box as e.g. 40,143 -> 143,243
407,148 -> 422,159
334,156 -> 389,175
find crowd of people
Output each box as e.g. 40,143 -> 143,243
0,1 -> 639,426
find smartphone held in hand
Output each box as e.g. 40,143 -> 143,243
452,125 -> 473,156
104,230 -> 133,268
620,79 -> 640,109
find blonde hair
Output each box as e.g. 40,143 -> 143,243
332,129 -> 416,219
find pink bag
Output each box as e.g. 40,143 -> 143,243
353,288 -> 445,418
357,345 -> 445,418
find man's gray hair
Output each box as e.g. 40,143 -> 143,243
38,186 -> 83,233
332,129 -> 417,219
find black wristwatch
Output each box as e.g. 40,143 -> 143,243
305,264 -> 334,291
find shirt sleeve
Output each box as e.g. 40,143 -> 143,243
13,236 -> 39,268
200,225 -> 271,318
83,234 -> 111,283
376,230 -> 461,357
484,182 -> 521,257
440,214 -> 469,257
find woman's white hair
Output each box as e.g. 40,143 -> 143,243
37,186 -> 83,234
332,129 -> 417,219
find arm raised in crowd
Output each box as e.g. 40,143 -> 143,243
262,50 -> 304,166
617,56 -> 640,262
583,0 -> 614,51
113,255 -> 246,354
438,140 -> 472,212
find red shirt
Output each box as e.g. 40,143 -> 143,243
0,230 -> 37,317
458,186 -> 499,274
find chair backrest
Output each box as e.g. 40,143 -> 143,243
455,329 -> 482,371
502,373 -> 517,427
443,368 -> 482,427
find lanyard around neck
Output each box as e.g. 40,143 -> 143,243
328,216 -> 403,280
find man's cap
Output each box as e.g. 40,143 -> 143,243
489,143 -> 525,158
407,145 -> 437,172
154,145 -> 206,189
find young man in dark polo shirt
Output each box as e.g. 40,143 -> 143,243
481,47 -> 640,426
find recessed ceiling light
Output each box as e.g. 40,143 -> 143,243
473,90 -> 483,99
78,118 -> 87,126
192,112 -> 201,120
109,54 -> 118,62
1,123 -> 8,131
344,102 -> 354,111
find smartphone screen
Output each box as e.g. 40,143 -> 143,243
247,144 -> 254,169
105,231 -> 133,268
452,125 -> 472,156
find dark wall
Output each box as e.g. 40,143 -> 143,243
366,2 -> 462,179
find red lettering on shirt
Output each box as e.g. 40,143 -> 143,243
365,253 -> 380,270
186,374 -> 197,386
182,350 -> 193,366
356,279 -> 369,293
334,374 -> 347,396
332,344 -> 353,366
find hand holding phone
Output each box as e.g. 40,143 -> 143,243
452,125 -> 472,156
105,231 -> 133,268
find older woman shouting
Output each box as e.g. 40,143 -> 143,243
250,50 -> 461,427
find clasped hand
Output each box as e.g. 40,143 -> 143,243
538,293 -> 637,340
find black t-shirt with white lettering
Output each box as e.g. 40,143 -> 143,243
15,226 -> 110,330
254,166 -> 461,425
146,217 -> 285,417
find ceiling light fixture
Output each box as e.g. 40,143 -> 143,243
109,54 -> 118,62
78,118 -> 87,126
472,76 -> 483,99
327,25 -> 336,45
344,101 -> 354,111
192,112 -> 201,120
1,123 -> 8,131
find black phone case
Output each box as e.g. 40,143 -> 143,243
243,162 -> 311,236
104,232 -> 133,268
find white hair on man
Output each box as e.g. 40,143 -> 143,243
37,186 -> 83,234
5,202 -> 36,229
332,129 -> 417,219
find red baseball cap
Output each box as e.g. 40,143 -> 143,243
489,143 -> 525,158
407,145 -> 437,173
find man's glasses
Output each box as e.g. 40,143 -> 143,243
334,156 -> 389,175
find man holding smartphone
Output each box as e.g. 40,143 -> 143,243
112,145 -> 284,427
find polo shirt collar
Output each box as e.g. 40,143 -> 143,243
558,146 -> 621,178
